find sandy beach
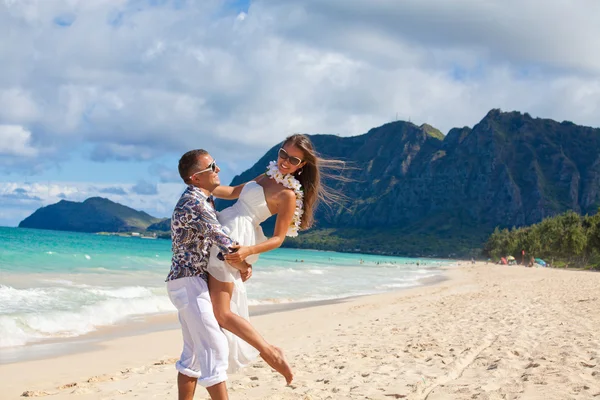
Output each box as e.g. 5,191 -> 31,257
2,263 -> 599,399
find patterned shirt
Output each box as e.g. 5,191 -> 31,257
166,185 -> 236,282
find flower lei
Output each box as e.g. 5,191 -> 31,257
265,161 -> 304,237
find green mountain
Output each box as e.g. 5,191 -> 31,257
218,109 -> 600,257
19,109 -> 600,257
18,197 -> 162,233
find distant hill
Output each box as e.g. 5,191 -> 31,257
147,218 -> 171,232
18,197 -> 162,233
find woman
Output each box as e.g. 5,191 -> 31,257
208,134 -> 345,384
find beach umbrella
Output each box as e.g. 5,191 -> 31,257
507,255 -> 515,261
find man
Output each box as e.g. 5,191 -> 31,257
166,149 -> 250,400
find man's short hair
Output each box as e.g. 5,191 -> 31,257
179,149 -> 209,183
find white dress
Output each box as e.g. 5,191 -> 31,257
207,181 -> 272,373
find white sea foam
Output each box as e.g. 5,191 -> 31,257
40,278 -> 76,286
247,298 -> 295,306
256,268 -> 303,276
0,284 -> 173,348
87,286 -> 154,299
377,282 -> 417,289
307,269 -> 325,275
0,317 -> 46,347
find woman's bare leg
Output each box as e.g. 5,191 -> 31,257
208,274 -> 293,384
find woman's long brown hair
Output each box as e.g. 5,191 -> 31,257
283,134 -> 349,230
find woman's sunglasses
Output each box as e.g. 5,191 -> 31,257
278,148 -> 303,166
189,160 -> 217,179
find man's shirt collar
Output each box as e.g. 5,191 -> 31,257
187,184 -> 214,204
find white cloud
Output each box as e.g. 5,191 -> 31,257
90,142 -> 159,162
0,0 -> 599,175
0,125 -> 39,157
0,89 -> 39,123
272,0 -> 600,72
131,179 -> 158,195
149,163 -> 181,183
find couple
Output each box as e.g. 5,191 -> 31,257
166,134 -> 336,399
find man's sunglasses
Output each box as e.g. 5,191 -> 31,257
278,148 -> 303,166
189,160 -> 217,179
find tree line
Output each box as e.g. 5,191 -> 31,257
483,209 -> 600,269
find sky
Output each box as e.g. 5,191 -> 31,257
2,0 -> 600,227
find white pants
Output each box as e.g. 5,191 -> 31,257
167,276 -> 229,387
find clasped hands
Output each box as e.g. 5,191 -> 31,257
226,244 -> 253,282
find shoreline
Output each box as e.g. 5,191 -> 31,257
1,263 -> 599,399
0,272 -> 450,365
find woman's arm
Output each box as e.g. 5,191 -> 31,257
212,183 -> 246,200
212,175 -> 264,200
224,189 -> 296,263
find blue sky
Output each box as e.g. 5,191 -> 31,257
1,0 -> 600,227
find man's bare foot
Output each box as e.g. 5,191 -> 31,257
260,346 -> 294,384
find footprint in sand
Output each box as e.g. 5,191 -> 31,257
70,386 -> 94,395
57,382 -> 78,389
153,358 -> 178,365
88,374 -> 120,383
21,391 -> 53,397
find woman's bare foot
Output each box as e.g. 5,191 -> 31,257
260,345 -> 294,384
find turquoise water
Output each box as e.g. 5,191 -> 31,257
0,227 -> 451,347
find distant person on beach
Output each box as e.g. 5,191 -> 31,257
166,149 -> 252,400
207,134 -> 347,383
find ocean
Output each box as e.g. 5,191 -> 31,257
0,227 -> 451,349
